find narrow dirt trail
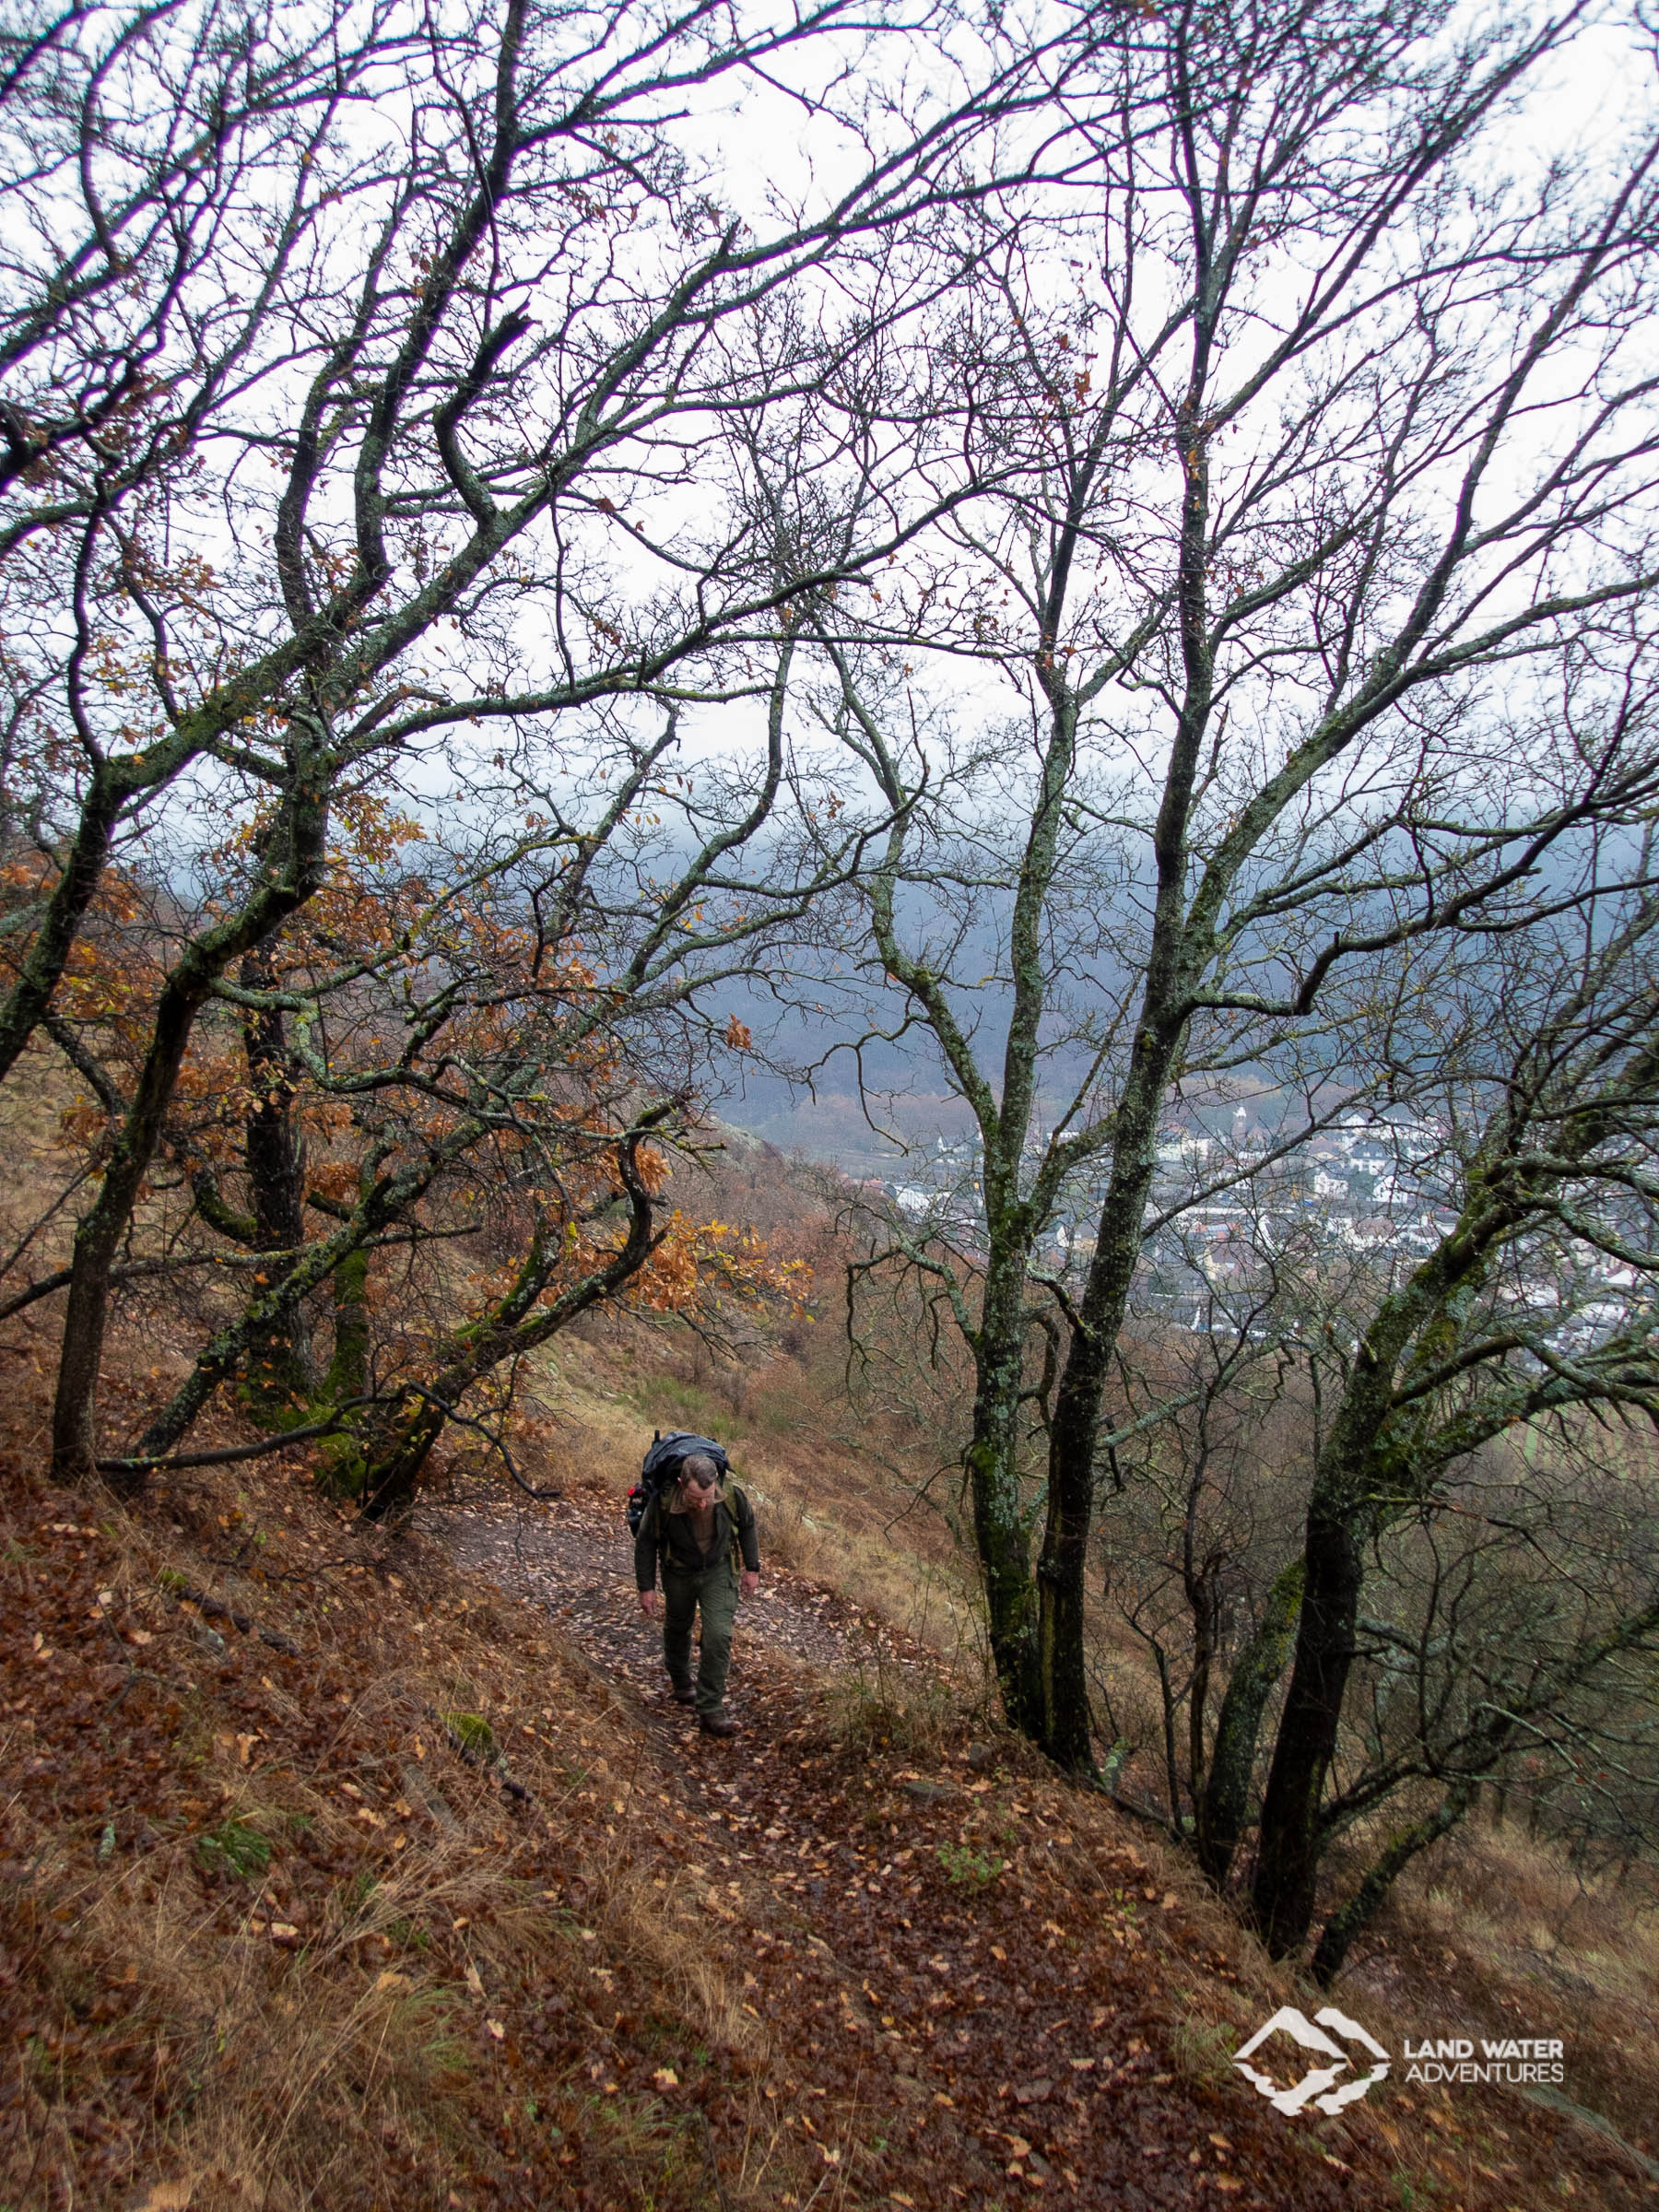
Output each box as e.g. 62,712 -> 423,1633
424,1488 -> 888,1700
423,1487 -> 1401,2212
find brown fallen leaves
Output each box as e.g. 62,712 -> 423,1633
0,1405 -> 1642,2211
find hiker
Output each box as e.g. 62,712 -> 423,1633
635,1451 -> 759,1737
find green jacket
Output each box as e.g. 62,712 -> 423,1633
635,1483 -> 759,1590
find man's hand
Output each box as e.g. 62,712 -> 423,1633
638,1589 -> 660,1618
740,1570 -> 759,1601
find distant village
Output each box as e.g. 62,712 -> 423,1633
874,1104 -> 1648,1352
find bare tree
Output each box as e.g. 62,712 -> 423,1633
1302,1440 -> 1659,1986
0,0 -> 394,1066
1063,821 -> 1659,1968
810,0 -> 1659,1762
11,637 -> 878,1510
1243,853 -> 1659,1958
1,0 -> 1076,1481
1091,1242 -> 1314,1848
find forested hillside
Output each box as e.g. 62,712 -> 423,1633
5,0 -> 1659,2201
1,1111 -> 1655,2208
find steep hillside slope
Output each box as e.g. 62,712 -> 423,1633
2,1396 -> 1653,2212
2,1100 -> 1654,2209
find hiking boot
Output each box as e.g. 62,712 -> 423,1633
670,1684 -> 697,1706
699,1709 -> 740,1739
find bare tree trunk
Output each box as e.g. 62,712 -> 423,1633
844,659 -> 1082,1742
1310,1783 -> 1476,1987
359,1394 -> 448,1519
238,943 -> 312,1409
1250,1503 -> 1366,1956
1249,1203 -> 1493,1951
1034,1375 -> 1097,1769
1185,1554 -> 1218,1824
324,1243 -> 371,1402
1029,288 -> 1219,1759
54,989 -> 209,1490
1038,1049 -> 1173,1766
966,1246 -> 1044,1736
1194,1559 -> 1302,1889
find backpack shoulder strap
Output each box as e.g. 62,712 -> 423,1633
724,1483 -> 755,1570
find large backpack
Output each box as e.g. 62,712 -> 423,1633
627,1430 -> 730,1538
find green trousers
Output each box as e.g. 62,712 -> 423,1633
662,1558 -> 738,1715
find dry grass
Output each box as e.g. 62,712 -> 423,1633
6,1108 -> 1659,2207
819,1631 -> 988,1768
1344,1818 -> 1659,2162
0,1438 -> 825,2212
52,1854 -> 487,2205
518,1297 -> 1659,2197
533,1322 -> 984,1663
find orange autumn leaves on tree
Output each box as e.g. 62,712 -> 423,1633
38,794 -> 433,1171
622,1205 -> 807,1320
25,788 -> 805,1500
4,853 -> 162,1143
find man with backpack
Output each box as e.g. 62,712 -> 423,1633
632,1433 -> 759,1737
